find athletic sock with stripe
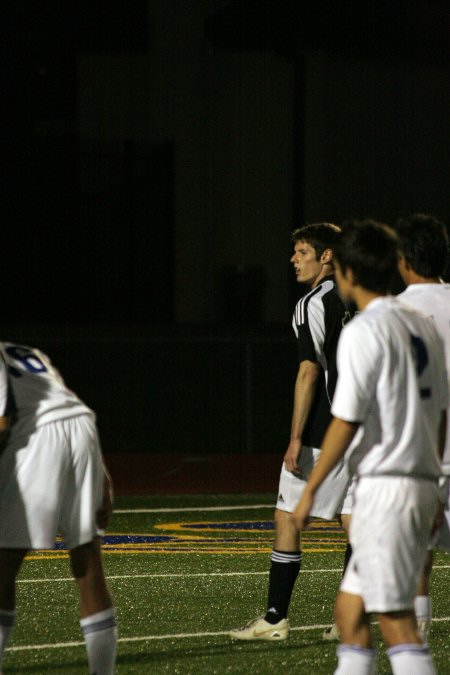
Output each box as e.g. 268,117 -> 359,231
264,549 -> 301,624
80,607 -> 117,675
335,645 -> 377,674
387,643 -> 436,674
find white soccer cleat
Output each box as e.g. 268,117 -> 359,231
322,623 -> 341,641
229,615 -> 290,641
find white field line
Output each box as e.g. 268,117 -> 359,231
114,504 -> 274,514
17,564 -> 450,585
16,569 -> 334,584
6,616 -> 450,653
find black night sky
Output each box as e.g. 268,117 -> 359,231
3,0 -> 450,327
1,1 -> 450,456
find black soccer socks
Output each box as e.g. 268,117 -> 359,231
265,549 -> 302,623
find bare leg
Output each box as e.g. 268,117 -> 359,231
274,508 -> 301,551
335,591 -> 372,647
323,514 -> 352,642
417,551 -> 433,596
334,592 -> 377,674
0,549 -> 27,668
0,549 -> 27,611
379,611 -> 435,674
70,537 -> 113,617
339,514 -> 351,539
378,610 -> 421,647
70,537 -> 117,675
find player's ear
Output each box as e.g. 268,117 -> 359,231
321,248 -> 333,264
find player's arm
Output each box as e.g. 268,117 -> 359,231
291,417 -> 359,529
284,359 -> 321,473
0,415 -> 10,452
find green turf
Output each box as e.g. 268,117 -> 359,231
3,493 -> 450,674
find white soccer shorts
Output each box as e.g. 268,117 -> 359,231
341,476 -> 439,613
339,477 -> 356,515
276,446 -> 351,519
0,414 -> 104,550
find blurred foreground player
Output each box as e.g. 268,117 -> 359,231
0,342 -> 117,674
293,221 -> 447,674
396,213 -> 450,642
230,223 -> 352,642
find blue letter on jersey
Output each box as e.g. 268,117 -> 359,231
410,335 -> 431,399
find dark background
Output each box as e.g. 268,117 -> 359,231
2,0 -> 450,458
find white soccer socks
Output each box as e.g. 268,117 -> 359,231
388,644 -> 436,674
0,609 -> 15,667
80,607 -> 117,675
334,644 -> 377,674
335,643 -> 436,675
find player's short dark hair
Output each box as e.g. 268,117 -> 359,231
292,223 -> 341,259
395,213 -> 449,278
335,220 -> 398,294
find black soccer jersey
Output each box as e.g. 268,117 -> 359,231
292,275 -> 351,448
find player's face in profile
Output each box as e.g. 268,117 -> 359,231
290,240 -> 324,287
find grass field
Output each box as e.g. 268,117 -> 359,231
5,493 -> 450,674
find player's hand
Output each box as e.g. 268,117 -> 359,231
284,439 -> 302,475
96,472 -> 114,530
291,488 -> 314,530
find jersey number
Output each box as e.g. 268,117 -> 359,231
5,346 -> 48,378
410,335 -> 431,399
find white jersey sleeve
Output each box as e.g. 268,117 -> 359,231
332,320 -> 381,423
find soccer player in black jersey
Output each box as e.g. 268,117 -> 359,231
230,223 -> 352,641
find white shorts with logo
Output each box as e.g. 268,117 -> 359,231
276,446 -> 351,520
0,414 -> 104,550
341,476 -> 438,613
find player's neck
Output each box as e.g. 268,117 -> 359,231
402,265 -> 442,286
407,273 -> 442,285
353,287 -> 384,311
311,264 -> 334,288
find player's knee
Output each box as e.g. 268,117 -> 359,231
334,593 -> 346,628
70,538 -> 104,581
274,508 -> 293,529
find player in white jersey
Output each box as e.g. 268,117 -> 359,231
0,342 -> 117,675
292,221 -> 448,675
395,213 -> 450,642
230,223 -> 353,642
